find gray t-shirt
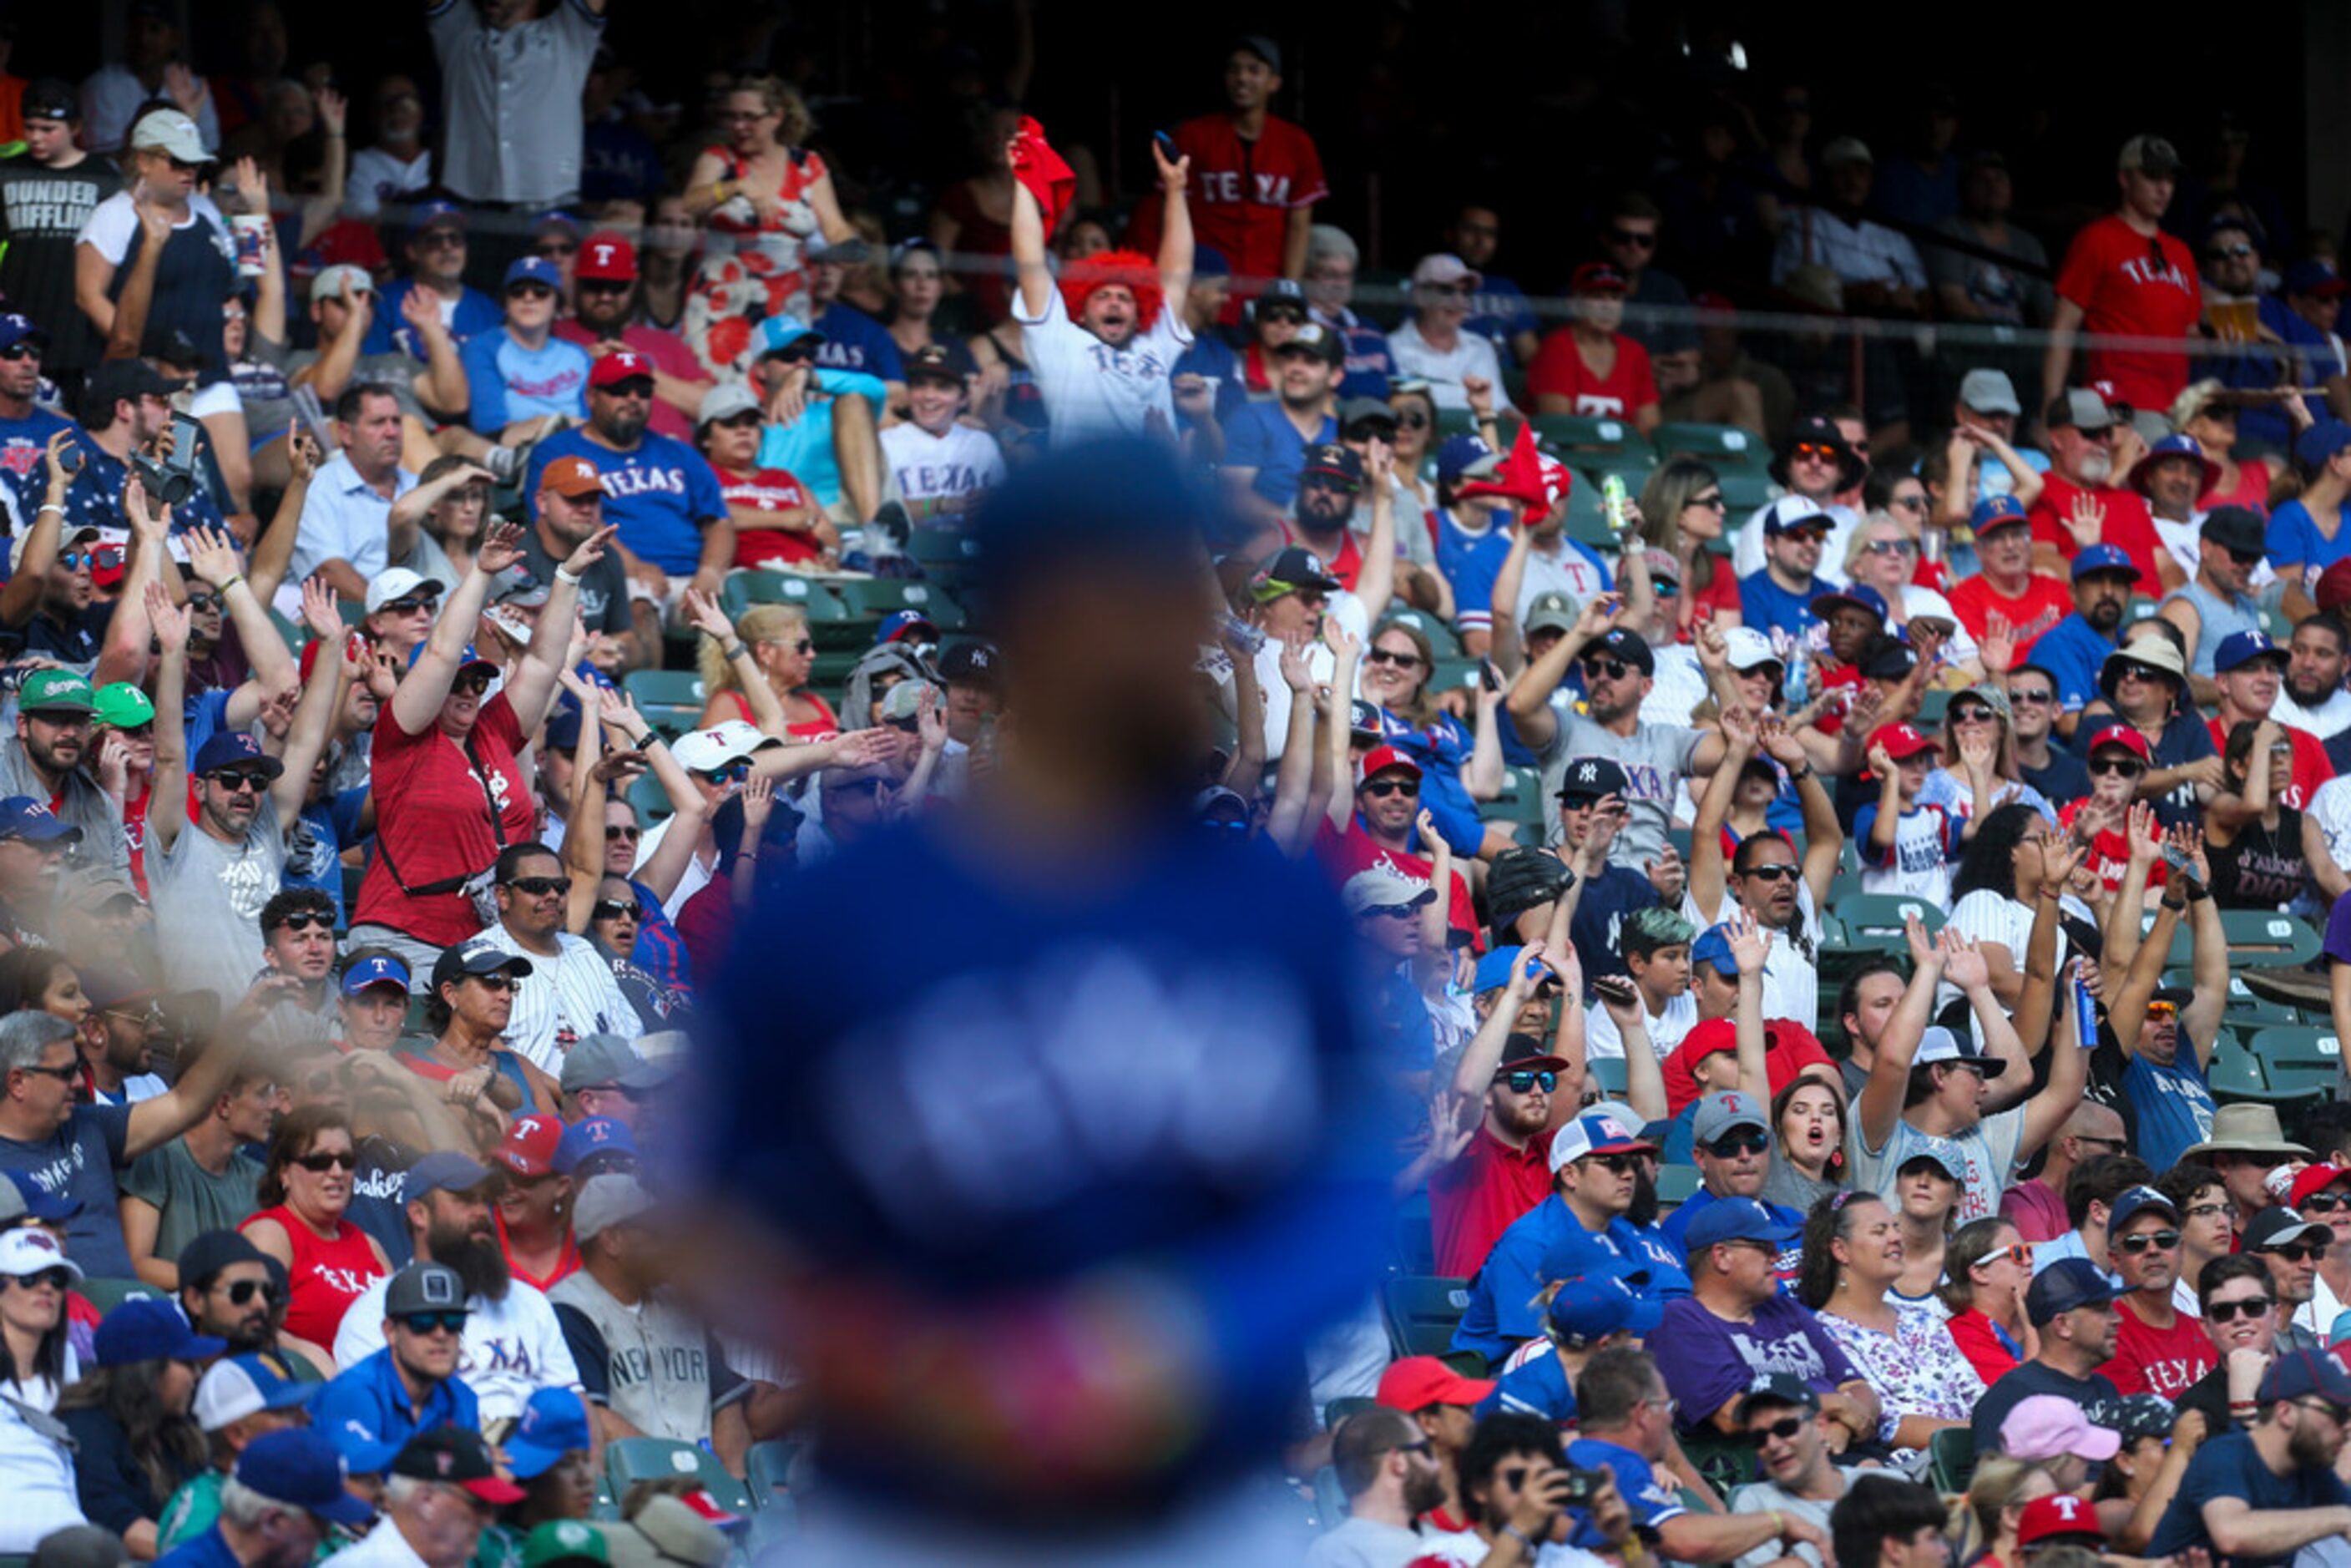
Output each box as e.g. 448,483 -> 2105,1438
1538,705 -> 1702,872
120,1138 -> 261,1265
1729,1476 -> 1845,1568
1848,1108 -> 2025,1231
1925,216 -> 2053,326
149,795 -> 287,1003
284,349 -> 427,423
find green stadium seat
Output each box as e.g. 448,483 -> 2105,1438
1834,893 -> 1944,951
1585,1058 -> 1629,1100
1393,1190 -> 1435,1275
1379,1275 -> 1472,1359
2218,910 -> 2324,970
831,577 -> 966,631
79,1278 -> 162,1315
1435,408 -> 1479,442
1324,1396 -> 1378,1432
1378,609 -> 1464,658
907,529 -> 981,571
620,670 -> 706,739
1311,1466 -> 1347,1529
1654,1165 -> 1701,1206
1914,688 -> 1951,731
1929,1427 -> 1976,1493
1716,471 -> 1777,512
719,569 -> 855,625
1430,658 -> 1480,696
2207,1034 -> 2269,1104
1653,422 -> 1771,473
604,1437 -> 752,1515
1530,413 -> 1646,463
2246,1025 -> 2341,1071
745,1439 -> 798,1507
1488,765 -> 1549,830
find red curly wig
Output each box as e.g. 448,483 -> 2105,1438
1059,249 -> 1164,334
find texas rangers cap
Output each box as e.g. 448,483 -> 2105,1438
2215,629 -> 2288,672
555,1116 -> 639,1176
1969,493 -> 2031,535
1760,495 -> 1835,536
1546,1266 -> 1664,1346
669,719 -> 782,773
190,731 -> 287,781
1692,1090 -> 1769,1144
589,351 -> 655,390
2262,1347 -> 2351,1405
1808,583 -> 1889,623
1722,625 -> 1783,671
574,231 -> 638,282
1436,433 -> 1498,485
19,668 -> 94,715
2071,544 -> 2137,580
2084,723 -> 2153,762
1357,744 -> 1422,784
875,608 -> 939,645
1866,721 -> 1938,762
503,255 -> 562,293
1589,626 -> 1654,674
2017,1494 -> 2104,1549
1683,1197 -> 1799,1251
407,200 -> 466,239
235,1429 -> 376,1525
1570,261 -> 1630,294
0,313 -> 48,352
0,797 -> 79,844
1547,1111 -> 1656,1172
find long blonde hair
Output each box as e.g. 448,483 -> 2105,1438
698,604 -> 810,699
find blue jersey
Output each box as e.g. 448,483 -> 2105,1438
460,329 -> 590,434
813,304 -> 905,384
1454,1196 -> 1688,1364
524,427 -> 726,577
361,280 -> 502,360
1222,403 -> 1334,508
1430,505 -> 1514,633
2030,614 -> 2121,715
1477,1349 -> 1577,1425
1738,568 -> 1825,646
698,816 -> 1388,1508
0,405 -> 73,515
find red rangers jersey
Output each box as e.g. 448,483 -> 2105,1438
1129,113 -> 1326,306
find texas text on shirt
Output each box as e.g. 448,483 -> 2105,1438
1013,286 -> 1193,448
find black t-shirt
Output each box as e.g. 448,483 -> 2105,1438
2020,748 -> 2091,807
0,154 -> 121,375
1971,1360 -> 2125,1454
523,529 -> 631,636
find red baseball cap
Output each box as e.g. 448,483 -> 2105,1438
589,350 -> 655,390
1358,745 -> 1423,785
574,230 -> 638,283
1867,722 -> 1938,761
1570,261 -> 1629,295
1375,1354 -> 1496,1413
2016,1494 -> 2103,1549
2084,724 -> 2153,763
495,1115 -> 565,1180
2318,557 -> 2351,614
2291,1164 -> 2351,1210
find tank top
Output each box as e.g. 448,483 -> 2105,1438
2208,808 -> 2309,910
716,686 -> 838,739
2162,579 -> 2263,675
240,1205 -> 384,1348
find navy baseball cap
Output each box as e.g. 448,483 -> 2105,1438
1191,245 -> 1231,279
235,1429 -> 376,1526
1436,434 -> 1498,486
2286,260 -> 2351,300
1809,583 -> 1889,622
94,1298 -> 226,1366
555,1115 -> 639,1176
2025,1257 -> 2122,1325
2215,630 -> 2288,673
503,255 -> 562,293
1556,756 -> 1630,802
1545,1267 -> 1663,1346
2107,1184 -> 2180,1237
408,200 -> 466,239
0,314 -> 48,352
191,731 -> 286,780
1589,627 -> 1655,675
341,953 -> 410,996
1734,1373 -> 1823,1422
1970,493 -> 2031,534
2297,421 -> 2351,468
875,609 -> 938,645
1761,496 -> 1835,537
2071,544 -> 2137,581
2263,1347 -> 2351,1405
1683,1197 -> 1800,1252
408,640 -> 498,677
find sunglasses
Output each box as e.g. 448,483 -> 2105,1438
2263,1242 -> 2330,1262
1742,863 -> 1801,883
1951,706 -> 1999,726
2146,999 -> 2179,1020
0,345 -> 39,362
537,240 -> 579,257
2115,1229 -> 2181,1254
1740,1415 -> 1806,1448
1365,649 -> 1424,669
1990,1243 -> 2032,1268
211,771 -> 269,794
216,1277 -> 279,1307
1888,495 -> 1929,513
1361,778 -> 1418,798
468,973 -> 519,993
184,592 -> 220,613
1791,443 -> 1840,464
1583,656 -> 1636,680
417,230 -> 466,249
2088,757 -> 2145,777
55,552 -> 99,572
599,379 -> 655,401
2301,1191 -> 2351,1214
382,597 -> 437,617
2206,1296 -> 2274,1322
453,671 -> 494,696
1691,492 -> 1727,510
1396,411 -> 1430,429
1863,539 -> 1919,558
1361,903 -> 1420,922
593,898 -> 642,921
1259,306 -> 1307,324
504,875 -> 570,896
697,761 -> 752,785
399,1311 -> 469,1336
578,278 -> 631,295
268,911 -> 333,933
294,1151 -> 357,1172
604,825 -> 641,842
1607,227 -> 1658,250
7,1267 -> 71,1292
1500,1070 -> 1559,1095
2208,242 -> 2255,260
773,638 -> 815,655
508,284 -> 556,301
2010,689 -> 2055,706
1706,1131 -> 1771,1159
1580,1152 -> 1641,1174
13,1062 -> 76,1084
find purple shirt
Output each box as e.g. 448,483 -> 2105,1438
2325,889 -> 2351,964
1650,1293 -> 1862,1432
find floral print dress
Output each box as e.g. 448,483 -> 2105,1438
1818,1300 -> 1986,1464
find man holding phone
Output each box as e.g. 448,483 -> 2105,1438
1438,1411 -> 1634,1567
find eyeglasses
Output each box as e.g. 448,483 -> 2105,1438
1742,863 -> 1800,883
1361,778 -> 1418,798
1500,1070 -> 1559,1095
1791,443 -> 1840,464
503,875 -> 571,896
417,230 -> 466,250
1691,492 -> 1727,510
1864,538 -> 1919,554
1580,1152 -> 1642,1174
2262,1242 -> 2330,1262
2302,1191 -> 2351,1214
1607,227 -> 1658,250
762,638 -> 816,655
537,241 -> 579,258
1739,1415 -> 1806,1448
2206,1295 -> 2274,1322
1365,649 -> 1424,669
6,1267 -> 71,1292
2209,243 -> 2255,260
1952,706 -> 1996,725
1889,495 -> 1929,513
1396,411 -> 1430,430
2010,689 -> 2055,706
468,974 -> 518,994
2087,757 -> 2145,777
13,1062 -> 76,1084
592,898 -> 642,921
216,1277 -> 279,1306
604,825 -> 640,842
382,597 -> 437,617
1583,656 -> 1636,680
294,1151 -> 357,1172
268,911 -> 333,933
398,1311 -> 469,1336
211,771 -> 269,794
697,761 -> 752,785
1706,1131 -> 1771,1159
2298,1398 -> 2351,1426
2115,1229 -> 2181,1254
0,345 -> 40,362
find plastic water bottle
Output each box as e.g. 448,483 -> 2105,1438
1782,646 -> 1808,710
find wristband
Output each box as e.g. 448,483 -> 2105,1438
2161,898 -> 2187,913
1500,1525 -> 1535,1552
721,640 -> 749,660
35,503 -> 62,517
554,565 -> 583,587
1789,761 -> 1814,781
219,574 -> 245,594
2187,882 -> 2212,903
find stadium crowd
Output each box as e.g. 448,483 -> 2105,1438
0,2 -> 2349,1566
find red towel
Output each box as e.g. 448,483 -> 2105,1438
1009,116 -> 1077,237
1453,422 -> 1570,516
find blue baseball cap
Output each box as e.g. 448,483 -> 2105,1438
2214,629 -> 2288,673
2298,421 -> 2351,469
194,1353 -> 319,1432
1690,923 -> 1739,978
341,954 -> 410,996
756,317 -> 827,359
2107,1184 -> 2180,1238
2071,543 -> 2137,580
504,1386 -> 593,1479
407,200 -> 466,239
1682,1196 -> 1801,1252
0,314 -> 49,352
2128,432 -> 2219,495
1970,493 -> 2031,534
503,255 -> 562,293
2025,1256 -> 2122,1324
1192,245 -> 1231,279
236,1429 -> 377,1525
1545,1267 -> 1664,1346
94,1298 -> 227,1366
2261,1346 -> 2351,1405
875,609 -> 939,645
1436,433 -> 1498,486
533,209 -> 583,237
404,1151 -> 495,1199
0,797 -> 78,845
1808,583 -> 1888,623
321,1419 -> 402,1478
1474,945 -> 1551,994
2286,260 -> 2350,300
191,731 -> 286,780
555,1115 -> 639,1176
408,640 -> 498,677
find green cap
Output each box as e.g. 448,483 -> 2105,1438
18,669 -> 94,715
93,683 -> 154,729
523,1522 -> 609,1568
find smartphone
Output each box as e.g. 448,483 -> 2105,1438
56,444 -> 81,476
1480,658 -> 1502,694
1559,1468 -> 1602,1506
2161,842 -> 2190,872
1154,129 -> 1180,161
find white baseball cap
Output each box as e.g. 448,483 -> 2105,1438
311,265 -> 375,306
670,720 -> 781,774
1721,625 -> 1783,672
1341,867 -> 1434,918
1411,253 -> 1484,291
0,1227 -> 82,1281
364,568 -> 445,616
129,111 -> 208,164
572,1173 -> 657,1242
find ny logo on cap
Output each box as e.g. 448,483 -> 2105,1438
1575,762 -> 1600,783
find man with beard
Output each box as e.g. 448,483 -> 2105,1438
2146,1348 -> 2351,1565
77,965 -> 165,1105
2276,615 -> 2351,740
2028,388 -> 2168,592
2161,507 -> 2275,693
122,1041 -> 274,1289
1304,1407 -> 1450,1567
1280,443 -> 1368,591
523,353 -> 730,642
0,670 -> 124,877
2204,632 -> 2331,809
1222,326 -> 1342,532
331,1155 -> 581,1428
2103,1186 -> 2215,1400
1973,1259 -> 2126,1453
554,232 -> 709,443
2024,544 -> 2139,733
1429,954 -> 1564,1279
311,1261 -> 483,1453
2131,432 -> 2235,588
1431,1410 -> 1638,1567
175,1232 -> 314,1366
